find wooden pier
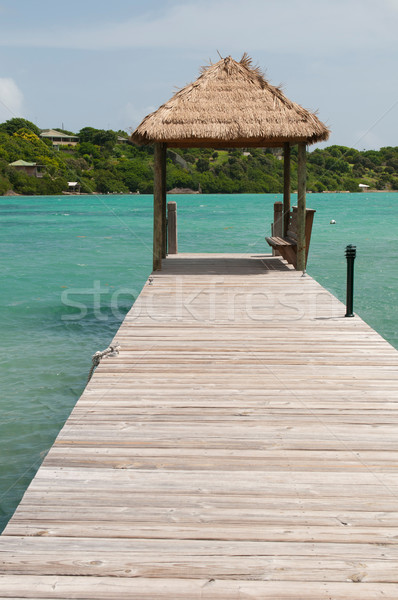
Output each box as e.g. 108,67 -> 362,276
2,253 -> 398,599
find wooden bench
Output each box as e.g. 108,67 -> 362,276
265,205 -> 316,269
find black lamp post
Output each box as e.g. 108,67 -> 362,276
345,244 -> 357,317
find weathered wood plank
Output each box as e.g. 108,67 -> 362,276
1,576 -> 398,599
6,522 -> 398,544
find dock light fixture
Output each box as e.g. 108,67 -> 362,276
345,244 -> 357,317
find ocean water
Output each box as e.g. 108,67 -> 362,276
0,192 -> 397,532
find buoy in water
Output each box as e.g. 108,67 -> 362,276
330,219 -> 336,224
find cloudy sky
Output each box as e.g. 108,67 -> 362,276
0,0 -> 397,149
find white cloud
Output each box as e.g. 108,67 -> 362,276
0,0 -> 397,57
0,78 -> 24,121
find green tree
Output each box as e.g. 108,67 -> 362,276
77,142 -> 101,159
78,127 -> 98,143
94,170 -> 128,193
196,158 -> 210,173
342,178 -> 360,192
0,118 -> 41,136
92,130 -> 117,147
0,174 -> 10,194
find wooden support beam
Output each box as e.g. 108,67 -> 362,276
297,142 -> 307,272
167,201 -> 178,254
272,201 -> 283,256
283,142 -> 291,237
161,144 -> 167,258
153,143 -> 164,271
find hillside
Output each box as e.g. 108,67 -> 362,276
1,118 -> 397,195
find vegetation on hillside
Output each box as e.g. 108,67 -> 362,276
0,118 -> 397,195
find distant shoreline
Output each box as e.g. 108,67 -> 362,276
3,190 -> 398,198
1,120 -> 397,196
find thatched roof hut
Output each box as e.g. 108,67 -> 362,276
130,54 -> 329,148
130,54 -> 329,272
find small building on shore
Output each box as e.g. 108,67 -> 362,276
67,181 -> 81,194
9,160 -> 44,177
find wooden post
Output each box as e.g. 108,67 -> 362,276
167,201 -> 178,254
153,143 -> 163,271
161,144 -> 167,258
272,201 -> 283,256
297,142 -> 307,272
283,142 -> 291,237
304,209 -> 316,266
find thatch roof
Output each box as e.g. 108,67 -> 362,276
130,54 -> 330,148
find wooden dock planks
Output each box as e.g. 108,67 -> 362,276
1,253 -> 398,599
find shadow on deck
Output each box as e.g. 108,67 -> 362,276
160,253 -> 293,275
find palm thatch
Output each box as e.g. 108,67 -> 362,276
130,54 -> 330,148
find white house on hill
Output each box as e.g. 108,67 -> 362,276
40,129 -> 79,148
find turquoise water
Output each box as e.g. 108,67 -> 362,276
1,192 -> 397,532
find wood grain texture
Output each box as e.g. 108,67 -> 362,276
161,143 -> 167,259
167,200 -> 177,254
153,143 -> 165,270
1,253 -> 398,598
297,142 -> 307,271
283,142 -> 291,237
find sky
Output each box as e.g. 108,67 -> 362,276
0,0 -> 397,150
